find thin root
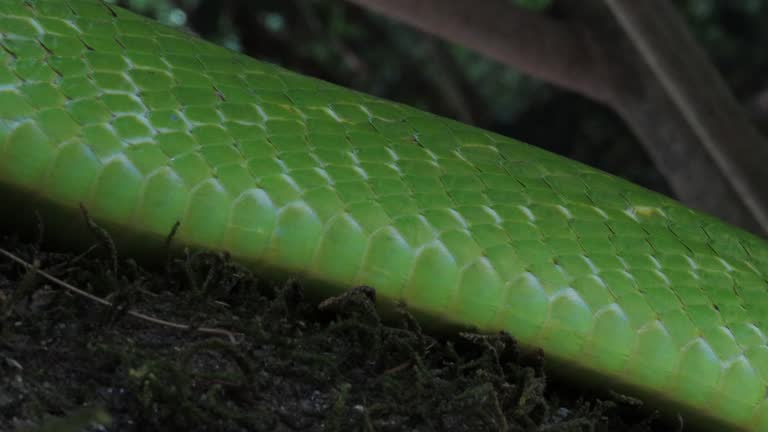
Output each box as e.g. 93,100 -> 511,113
0,247 -> 241,344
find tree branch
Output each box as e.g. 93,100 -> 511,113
344,0 -> 617,103
344,0 -> 767,233
603,0 -> 768,232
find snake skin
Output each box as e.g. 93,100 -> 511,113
2,1 -> 768,429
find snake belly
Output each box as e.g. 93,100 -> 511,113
1,1 -> 768,430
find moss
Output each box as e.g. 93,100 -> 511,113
0,229 -> 676,431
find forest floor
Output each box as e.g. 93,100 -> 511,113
0,224 -> 682,432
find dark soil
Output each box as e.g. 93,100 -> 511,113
0,220 -> 682,432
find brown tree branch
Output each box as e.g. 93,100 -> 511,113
604,0 -> 768,232
614,78 -> 763,233
344,0 -> 767,234
343,0 -> 617,103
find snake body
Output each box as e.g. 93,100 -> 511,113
2,1 -> 768,429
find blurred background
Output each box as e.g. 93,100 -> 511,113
108,0 -> 768,201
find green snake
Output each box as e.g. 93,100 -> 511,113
2,1 -> 768,430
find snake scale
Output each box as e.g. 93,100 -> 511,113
1,1 -> 768,430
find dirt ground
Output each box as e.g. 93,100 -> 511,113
0,222 -> 683,432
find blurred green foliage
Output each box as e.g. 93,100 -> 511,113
512,0 -> 553,12
679,0 -> 768,96
112,0 -> 768,196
